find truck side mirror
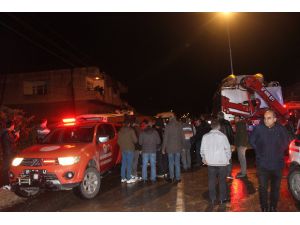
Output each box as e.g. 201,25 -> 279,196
98,136 -> 109,143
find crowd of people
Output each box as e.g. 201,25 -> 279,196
117,110 -> 297,212
1,109 -> 299,212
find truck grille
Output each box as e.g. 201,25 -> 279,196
20,158 -> 43,167
43,173 -> 58,180
21,171 -> 58,181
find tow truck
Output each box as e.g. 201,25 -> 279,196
215,73 -> 300,203
9,114 -> 122,199
216,73 -> 289,122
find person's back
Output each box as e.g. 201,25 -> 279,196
200,119 -> 231,205
201,129 -> 231,166
163,118 -> 185,153
139,127 -> 161,153
235,120 -> 249,147
118,122 -> 138,184
219,118 -> 234,145
118,126 -> 137,151
162,116 -> 185,182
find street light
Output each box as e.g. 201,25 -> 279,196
223,12 -> 234,75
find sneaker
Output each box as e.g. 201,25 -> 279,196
132,176 -> 142,181
121,178 -> 127,183
126,178 -> 137,184
157,174 -> 165,178
2,185 -> 11,191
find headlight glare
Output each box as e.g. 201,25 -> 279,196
12,158 -> 24,166
58,156 -> 80,166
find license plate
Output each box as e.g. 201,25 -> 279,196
33,174 -> 39,180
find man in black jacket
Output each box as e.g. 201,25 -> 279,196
250,110 -> 289,212
1,120 -> 20,188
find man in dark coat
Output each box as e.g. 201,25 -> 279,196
1,120 -> 20,187
162,115 -> 185,182
191,117 -> 211,166
234,115 -> 249,178
250,110 -> 289,212
139,120 -> 161,183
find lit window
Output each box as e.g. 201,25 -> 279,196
85,76 -> 104,94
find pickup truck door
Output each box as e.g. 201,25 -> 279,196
96,124 -> 114,172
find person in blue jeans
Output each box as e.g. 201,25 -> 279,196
121,151 -> 134,182
167,152 -> 181,181
118,121 -> 138,184
162,114 -> 185,183
139,120 -> 161,183
142,153 -> 157,182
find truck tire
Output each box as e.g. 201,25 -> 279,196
76,167 -> 101,199
288,168 -> 300,203
14,186 -> 40,198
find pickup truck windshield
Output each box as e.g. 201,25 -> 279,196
43,126 -> 95,144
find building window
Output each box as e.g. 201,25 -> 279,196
86,76 -> 104,95
24,81 -> 48,96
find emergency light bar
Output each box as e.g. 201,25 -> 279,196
63,118 -> 76,123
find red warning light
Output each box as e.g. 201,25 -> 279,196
63,118 -> 76,123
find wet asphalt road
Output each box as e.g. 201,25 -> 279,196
2,151 -> 300,212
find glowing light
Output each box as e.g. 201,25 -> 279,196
64,123 -> 76,126
63,118 -> 76,123
64,145 -> 76,149
223,12 -> 232,16
255,73 -> 264,78
42,159 -> 57,164
12,158 -> 23,166
58,156 -> 80,166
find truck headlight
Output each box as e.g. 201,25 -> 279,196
58,156 -> 80,166
12,158 -> 24,166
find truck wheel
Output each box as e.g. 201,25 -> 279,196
14,186 -> 40,198
288,169 -> 300,203
77,167 -> 101,199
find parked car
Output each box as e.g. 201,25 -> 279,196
288,134 -> 300,203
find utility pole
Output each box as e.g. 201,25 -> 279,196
224,13 -> 234,75
70,68 -> 76,116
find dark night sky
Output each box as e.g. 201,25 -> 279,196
0,13 -> 300,115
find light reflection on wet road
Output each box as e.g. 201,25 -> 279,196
2,152 -> 300,212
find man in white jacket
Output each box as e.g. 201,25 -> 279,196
201,119 -> 231,205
